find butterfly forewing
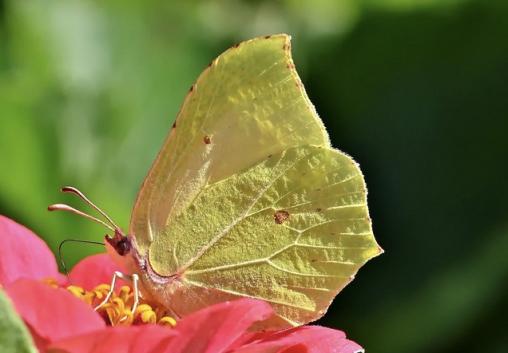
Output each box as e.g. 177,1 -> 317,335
130,35 -> 330,255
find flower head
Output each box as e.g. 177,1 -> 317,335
0,215 -> 364,353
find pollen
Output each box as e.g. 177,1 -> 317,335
44,279 -> 176,327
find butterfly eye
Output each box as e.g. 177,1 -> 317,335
117,238 -> 131,256
105,231 -> 131,256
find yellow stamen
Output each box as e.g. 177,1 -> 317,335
140,309 -> 157,324
67,285 -> 86,298
158,316 -> 177,327
42,278 -> 60,288
41,279 -> 176,328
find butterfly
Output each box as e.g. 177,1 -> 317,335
50,34 -> 382,330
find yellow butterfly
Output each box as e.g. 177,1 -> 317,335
50,34 -> 382,330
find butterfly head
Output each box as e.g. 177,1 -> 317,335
48,186 -> 132,257
105,228 -> 131,256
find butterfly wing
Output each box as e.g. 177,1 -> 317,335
130,34 -> 330,255
129,34 -> 381,328
148,145 -> 381,327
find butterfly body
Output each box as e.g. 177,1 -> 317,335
101,34 -> 383,329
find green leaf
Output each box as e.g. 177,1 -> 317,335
0,290 -> 37,353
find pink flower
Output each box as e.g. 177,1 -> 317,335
0,215 -> 364,353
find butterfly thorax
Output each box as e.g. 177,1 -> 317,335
103,229 -> 185,317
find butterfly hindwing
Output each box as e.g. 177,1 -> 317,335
148,145 -> 381,327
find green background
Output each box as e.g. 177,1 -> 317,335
1,0 -> 507,352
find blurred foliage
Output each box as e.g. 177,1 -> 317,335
1,0 -> 507,352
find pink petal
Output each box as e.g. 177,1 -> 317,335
278,344 -> 308,353
5,279 -> 105,349
233,326 -> 364,353
49,325 -> 177,353
163,299 -> 273,353
0,215 -> 60,285
68,253 -> 126,290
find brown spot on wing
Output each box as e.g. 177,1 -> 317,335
172,121 -> 176,128
274,210 -> 290,224
203,135 -> 212,144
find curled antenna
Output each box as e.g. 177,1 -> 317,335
58,239 -> 104,275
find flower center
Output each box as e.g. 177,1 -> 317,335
44,279 -> 176,327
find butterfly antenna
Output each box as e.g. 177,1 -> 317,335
48,203 -> 116,232
58,239 -> 104,275
60,186 -> 121,230
47,186 -> 121,233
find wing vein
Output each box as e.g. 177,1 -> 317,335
183,278 -> 316,311
186,258 -> 267,275
179,150 -> 309,271
266,260 -> 352,278
274,173 -> 362,206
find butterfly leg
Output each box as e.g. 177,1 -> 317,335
94,271 -> 140,315
131,273 -> 140,314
